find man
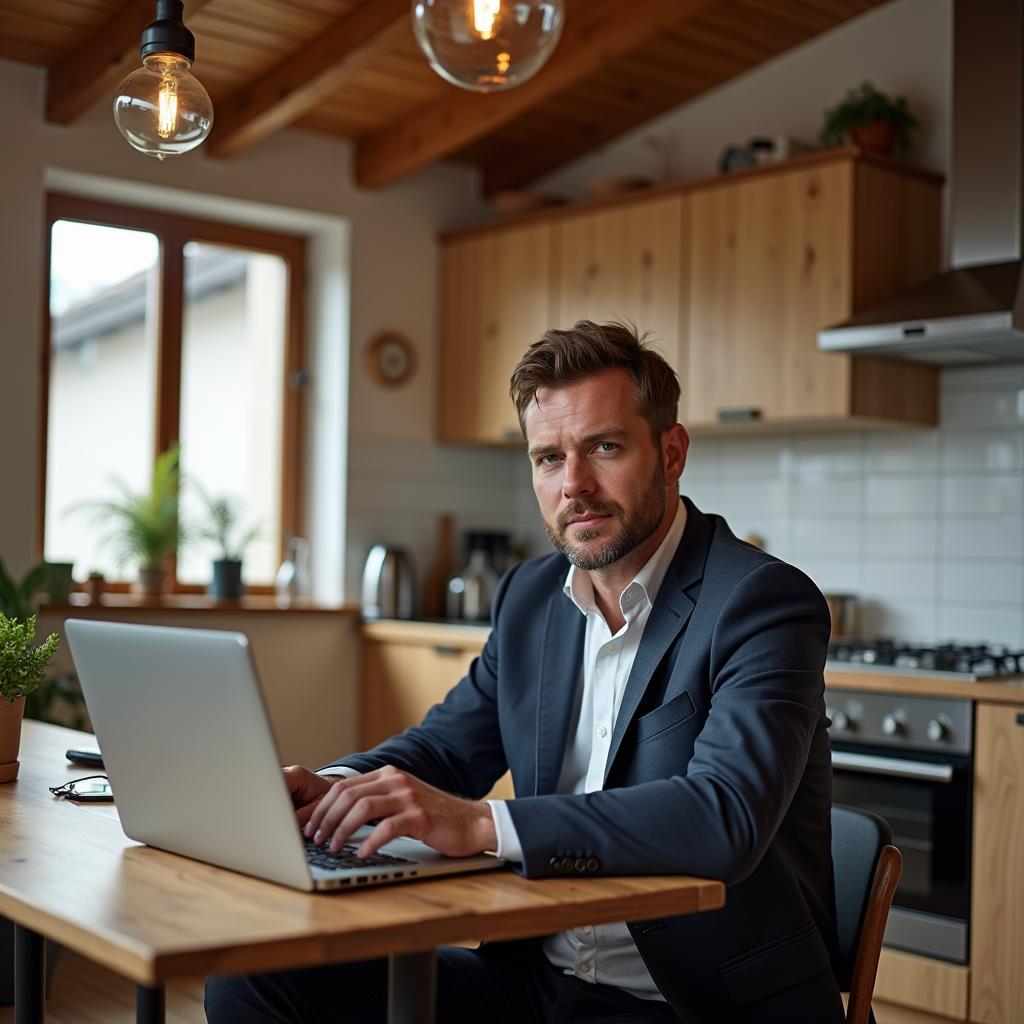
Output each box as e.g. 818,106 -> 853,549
206,321 -> 844,1023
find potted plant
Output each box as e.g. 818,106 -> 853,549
195,486 -> 260,600
74,444 -> 183,596
820,81 -> 918,157
0,614 -> 59,782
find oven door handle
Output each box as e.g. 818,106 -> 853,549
831,750 -> 956,782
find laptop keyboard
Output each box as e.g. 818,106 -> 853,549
303,838 -> 416,871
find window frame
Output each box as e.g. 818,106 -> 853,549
40,192 -> 307,595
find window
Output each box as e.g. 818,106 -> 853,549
42,194 -> 306,592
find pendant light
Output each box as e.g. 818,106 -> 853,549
412,0 -> 565,93
113,0 -> 214,160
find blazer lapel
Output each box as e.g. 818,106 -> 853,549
603,499 -> 713,782
534,589 -> 585,795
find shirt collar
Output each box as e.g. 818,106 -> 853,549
563,497 -> 687,617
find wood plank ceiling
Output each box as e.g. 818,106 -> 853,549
1,0 -> 893,191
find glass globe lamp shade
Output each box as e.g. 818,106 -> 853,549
412,0 -> 565,93
113,53 -> 214,160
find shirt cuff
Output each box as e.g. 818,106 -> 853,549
487,800 -> 523,862
317,767 -> 360,780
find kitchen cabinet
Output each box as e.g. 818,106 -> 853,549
438,220 -> 555,444
438,150 -> 942,443
969,702 -> 1024,1024
555,194 -> 688,380
360,623 -> 513,799
684,156 -> 940,429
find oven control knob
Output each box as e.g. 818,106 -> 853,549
927,718 -> 949,743
829,710 -> 853,732
882,713 -> 905,737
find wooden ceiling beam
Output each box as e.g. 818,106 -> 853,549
46,0 -> 213,124
354,0 -> 716,189
207,0 -> 409,159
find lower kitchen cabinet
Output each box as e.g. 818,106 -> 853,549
360,624 -> 513,800
969,702 -> 1024,1024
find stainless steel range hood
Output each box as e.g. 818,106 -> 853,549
819,0 -> 1024,366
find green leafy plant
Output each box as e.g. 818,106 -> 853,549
0,561 -> 51,622
820,81 -> 918,154
194,485 -> 260,562
72,444 -> 183,570
0,614 -> 60,707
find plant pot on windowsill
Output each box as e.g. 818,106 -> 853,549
209,559 -> 244,601
133,566 -> 167,597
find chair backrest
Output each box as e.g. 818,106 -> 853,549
831,804 -> 903,1024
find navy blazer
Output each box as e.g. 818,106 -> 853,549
331,498 -> 845,1023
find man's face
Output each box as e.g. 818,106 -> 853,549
523,368 -> 685,571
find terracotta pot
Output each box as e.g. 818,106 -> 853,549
0,696 -> 25,782
133,566 -> 167,596
850,119 -> 896,157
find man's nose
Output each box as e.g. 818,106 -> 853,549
561,454 -> 595,498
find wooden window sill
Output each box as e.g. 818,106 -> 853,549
42,594 -> 358,616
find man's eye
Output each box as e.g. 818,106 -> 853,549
596,442 -> 618,453
537,453 -> 561,466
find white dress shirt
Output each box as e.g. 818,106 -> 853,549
489,498 -> 687,1001
323,500 -> 687,1003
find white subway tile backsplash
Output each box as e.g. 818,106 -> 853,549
941,474 -> 1024,518
862,519 -> 938,559
790,557 -> 862,595
857,600 -> 938,642
862,557 -> 939,602
718,478 -> 791,518
941,430 -> 1024,471
865,475 -> 940,518
941,363 -> 1024,393
864,432 -> 940,475
793,436 -> 864,477
793,477 -> 863,519
791,518 -> 862,558
940,517 -> 1024,559
936,605 -> 1024,647
715,438 -> 795,477
938,560 -> 1024,606
940,388 -> 1024,428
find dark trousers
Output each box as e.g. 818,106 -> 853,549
204,940 -> 682,1024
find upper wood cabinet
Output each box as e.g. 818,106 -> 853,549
438,220 -> 554,444
438,150 -> 943,444
970,702 -> 1024,1024
684,157 -> 941,429
555,194 -> 687,377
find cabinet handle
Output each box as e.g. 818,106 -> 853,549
433,645 -> 463,656
717,407 -> 762,422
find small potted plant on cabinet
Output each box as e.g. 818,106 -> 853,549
195,487 -> 260,601
0,614 -> 59,782
74,445 -> 183,596
820,81 -> 918,158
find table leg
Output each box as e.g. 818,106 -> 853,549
136,984 -> 165,1024
14,925 -> 44,1024
387,950 -> 437,1024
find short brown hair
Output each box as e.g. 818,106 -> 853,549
509,320 -> 680,440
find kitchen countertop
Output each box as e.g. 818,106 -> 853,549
364,619 -> 1024,705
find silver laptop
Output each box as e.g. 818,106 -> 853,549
65,619 -> 504,892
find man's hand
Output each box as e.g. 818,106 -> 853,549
282,765 -> 334,828
301,765 -> 497,859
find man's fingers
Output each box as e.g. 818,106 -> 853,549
305,776 -> 404,842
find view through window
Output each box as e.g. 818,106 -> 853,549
43,195 -> 304,592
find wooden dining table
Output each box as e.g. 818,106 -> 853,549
0,720 -> 725,1024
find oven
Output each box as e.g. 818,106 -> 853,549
828,688 -> 973,964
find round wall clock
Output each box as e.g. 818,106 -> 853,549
365,331 -> 416,387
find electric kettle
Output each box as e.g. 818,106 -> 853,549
361,544 -> 416,620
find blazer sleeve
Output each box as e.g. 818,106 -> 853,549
317,565 -> 518,799
505,559 -> 830,886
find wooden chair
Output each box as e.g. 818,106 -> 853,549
831,804 -> 903,1024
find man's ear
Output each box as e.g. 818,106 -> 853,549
663,424 -> 689,485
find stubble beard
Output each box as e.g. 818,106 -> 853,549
541,461 -> 668,571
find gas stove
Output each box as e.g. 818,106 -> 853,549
826,638 -> 1024,681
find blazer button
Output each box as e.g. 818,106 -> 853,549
574,857 -> 587,873
586,857 -> 600,872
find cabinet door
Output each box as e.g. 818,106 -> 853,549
439,222 -> 554,444
970,703 -> 1024,1024
360,639 -> 514,800
685,162 -> 854,426
555,195 -> 686,376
